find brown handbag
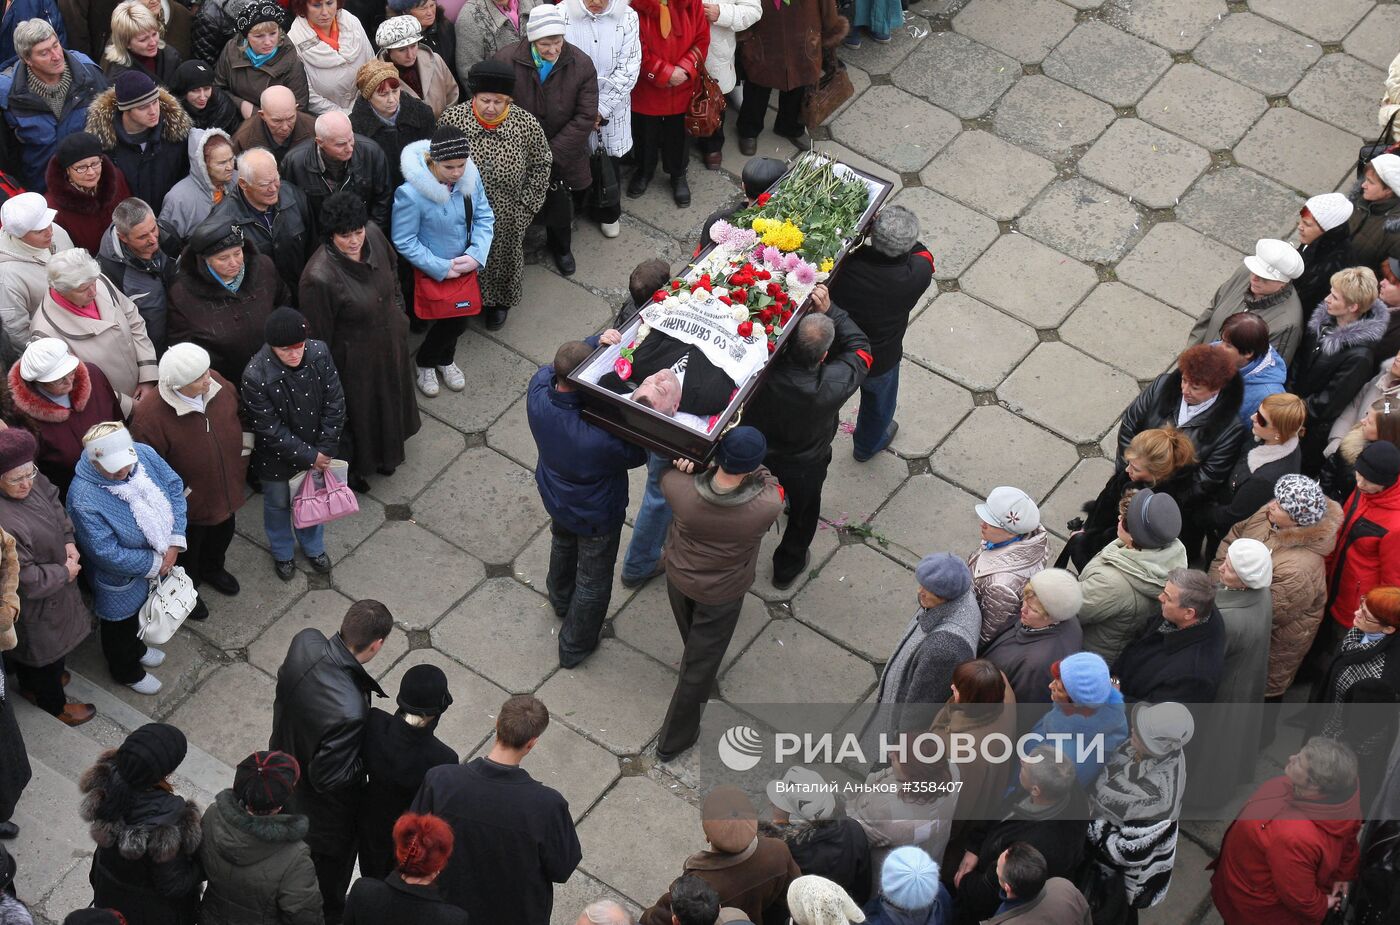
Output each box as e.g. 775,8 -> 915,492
802,55 -> 855,129
685,67 -> 726,138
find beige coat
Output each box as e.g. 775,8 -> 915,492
1210,503 -> 1344,698
380,47 -> 459,117
30,276 -> 157,415
0,225 -> 77,366
0,529 -> 22,653
289,11 -> 375,115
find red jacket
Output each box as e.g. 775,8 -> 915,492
631,0 -> 710,117
1210,775 -> 1361,925
7,360 -> 123,499
1325,480 -> 1400,626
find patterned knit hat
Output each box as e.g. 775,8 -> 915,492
1273,473 -> 1327,527
234,750 -> 301,814
787,876 -> 865,925
376,14 -> 422,51
429,124 -> 470,162
526,4 -> 567,41
236,0 -> 285,37
356,59 -> 400,99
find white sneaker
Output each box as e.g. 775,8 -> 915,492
128,673 -> 161,695
140,647 -> 166,668
437,363 -> 466,391
600,221 -> 621,239
416,367 -> 440,397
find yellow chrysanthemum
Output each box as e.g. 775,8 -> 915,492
759,220 -> 805,252
819,258 -> 835,273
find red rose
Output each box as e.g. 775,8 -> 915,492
780,309 -> 793,323
718,295 -> 732,305
731,288 -> 748,302
671,280 -> 682,290
737,321 -> 754,337
766,282 -> 782,297
756,270 -> 772,280
767,340 -> 777,353
653,290 -> 667,302
764,324 -> 774,334
756,192 -> 772,206
613,357 -> 633,379
699,274 -> 712,286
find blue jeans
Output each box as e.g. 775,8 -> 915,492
853,365 -> 900,458
263,478 -> 326,561
547,519 -> 623,667
621,451 -> 673,582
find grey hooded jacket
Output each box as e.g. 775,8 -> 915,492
159,127 -> 237,252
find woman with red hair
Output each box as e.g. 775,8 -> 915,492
343,812 -> 466,923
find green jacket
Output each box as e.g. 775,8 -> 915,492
197,790 -> 324,925
1077,539 -> 1188,664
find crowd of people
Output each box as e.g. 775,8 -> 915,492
0,0 -> 1395,924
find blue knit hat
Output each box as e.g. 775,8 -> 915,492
1057,652 -> 1112,704
882,846 -> 940,910
914,553 -> 971,600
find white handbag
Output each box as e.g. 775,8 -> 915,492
137,565 -> 199,644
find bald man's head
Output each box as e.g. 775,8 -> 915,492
258,86 -> 300,143
315,111 -> 355,162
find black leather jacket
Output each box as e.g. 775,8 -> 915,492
1117,368 -> 1247,508
206,184 -> 312,295
279,135 -> 392,234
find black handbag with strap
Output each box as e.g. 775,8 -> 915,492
589,134 -> 621,213
1357,111 -> 1399,181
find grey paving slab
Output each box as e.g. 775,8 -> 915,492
831,85 -> 961,173
567,213 -> 689,303
1059,283 -> 1197,378
722,621 -> 876,728
167,662 -> 277,767
576,776 -> 700,905
869,472 -> 984,567
365,414 -> 468,505
413,447 -> 548,564
1115,221 -> 1244,315
931,404 -> 1079,499
536,639 -> 676,754
952,0 -> 1077,63
1192,12 -> 1322,96
377,648 -> 509,757
247,588 -> 409,681
992,75 -> 1117,160
1077,119 -> 1211,210
190,534 -> 308,649
888,187 -> 1000,280
416,330 -> 538,433
610,583 -> 769,676
960,234 -> 1099,327
68,621 -> 221,720
999,342 -> 1142,442
1138,63 -> 1269,151
513,522 -> 638,620
1343,5 -> 1400,70
881,363 -> 976,458
904,292 -> 1039,390
1041,21 -> 1172,107
891,31 -> 1019,119
471,721 -> 621,823
433,577 -> 562,693
233,490 -> 386,570
1250,0 -> 1372,43
490,266 -> 615,366
551,871 -> 640,925
1102,0 -> 1229,53
624,166 -> 741,243
747,520 -> 841,603
792,545 -> 919,660
486,393 -> 537,469
1176,167 -> 1305,252
333,520 -> 486,629
1234,106 -> 1360,195
1040,456 -> 1117,540
1018,178 -> 1144,265
920,130 -> 1056,221
1289,53 -> 1387,139
835,23 -> 924,76
820,436 -> 912,520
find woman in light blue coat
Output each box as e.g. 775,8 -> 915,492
66,422 -> 191,697
392,125 -> 495,399
1026,652 -> 1129,789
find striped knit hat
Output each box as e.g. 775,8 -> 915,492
234,750 -> 301,814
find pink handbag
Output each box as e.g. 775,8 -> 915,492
291,467 -> 359,528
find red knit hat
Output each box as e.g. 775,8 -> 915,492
234,750 -> 300,814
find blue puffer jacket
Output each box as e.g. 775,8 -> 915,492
391,138 -> 495,281
0,51 -> 106,191
526,352 -> 646,535
1026,689 -> 1129,789
67,443 -> 188,621
1235,343 -> 1287,427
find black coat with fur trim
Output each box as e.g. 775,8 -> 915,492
79,756 -> 203,925
198,790 -> 323,925
1116,368 -> 1248,508
84,87 -> 192,215
1289,298 -> 1391,473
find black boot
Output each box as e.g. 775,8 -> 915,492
485,306 -> 508,330
627,169 -> 651,198
671,173 -> 691,208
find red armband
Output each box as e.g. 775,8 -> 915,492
856,349 -> 874,369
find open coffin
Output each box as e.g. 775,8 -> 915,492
568,154 -> 895,462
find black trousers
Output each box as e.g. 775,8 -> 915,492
100,614 -> 146,685
766,449 -> 832,582
179,516 -> 235,585
658,580 -> 745,755
737,81 -> 805,139
311,848 -> 357,925
631,112 -> 688,178
12,657 -> 66,716
416,315 -> 469,368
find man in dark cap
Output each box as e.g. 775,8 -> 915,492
269,599 -> 393,924
199,750 -> 323,924
529,336 -> 648,668
358,663 -> 458,879
654,427 -> 785,761
85,69 -> 191,214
